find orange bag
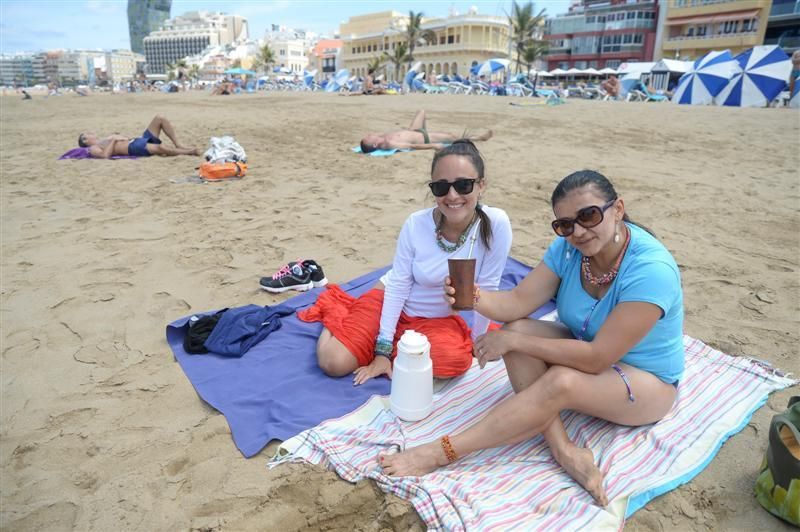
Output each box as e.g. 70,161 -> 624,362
198,161 -> 247,180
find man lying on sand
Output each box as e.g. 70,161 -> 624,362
359,110 -> 492,153
78,114 -> 198,158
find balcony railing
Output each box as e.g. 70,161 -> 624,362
667,30 -> 758,41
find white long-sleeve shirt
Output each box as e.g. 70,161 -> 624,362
379,205 -> 513,343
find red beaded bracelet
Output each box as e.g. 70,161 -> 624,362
441,435 -> 458,463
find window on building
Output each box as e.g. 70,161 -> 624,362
448,35 -> 454,44
624,34 -> 633,43
634,34 -> 643,44
440,36 -> 446,44
627,12 -> 636,19
598,16 -> 606,23
697,25 -> 707,36
687,27 -> 695,37
586,16 -> 596,23
613,34 -> 622,44
637,11 -> 644,18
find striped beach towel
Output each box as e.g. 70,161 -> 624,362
273,336 -> 796,530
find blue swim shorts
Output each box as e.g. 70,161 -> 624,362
128,128 -> 162,157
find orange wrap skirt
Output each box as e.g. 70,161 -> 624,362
298,286 -> 475,378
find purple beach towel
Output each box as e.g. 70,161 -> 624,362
58,147 -> 138,160
166,257 -> 554,458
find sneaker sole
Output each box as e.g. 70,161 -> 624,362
260,281 -> 314,293
312,278 -> 328,288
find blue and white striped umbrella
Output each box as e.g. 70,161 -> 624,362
324,68 -> 350,92
715,45 -> 791,107
672,50 -> 736,105
303,69 -> 317,88
404,62 -> 423,90
476,58 -> 510,77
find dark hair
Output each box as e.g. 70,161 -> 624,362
431,139 -> 493,249
78,134 -> 88,148
360,140 -> 377,154
551,169 -> 655,236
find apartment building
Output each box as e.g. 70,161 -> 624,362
143,11 -> 248,73
339,9 -> 511,82
764,0 -> 800,54
660,0 -> 772,60
0,54 -> 35,86
128,0 -> 172,55
310,39 -> 343,78
545,0 -> 660,70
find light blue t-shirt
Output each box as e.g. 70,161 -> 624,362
543,223 -> 684,383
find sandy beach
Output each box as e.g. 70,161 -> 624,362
1,90 -> 798,530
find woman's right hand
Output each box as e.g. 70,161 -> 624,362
443,276 -> 456,308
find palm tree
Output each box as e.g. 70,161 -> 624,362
366,55 -> 386,77
252,43 -> 275,75
405,11 -> 437,70
521,40 -> 550,93
188,64 -> 200,87
383,42 -> 410,82
508,1 -> 547,74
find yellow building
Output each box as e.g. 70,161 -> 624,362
660,0 -> 772,60
339,10 -> 512,82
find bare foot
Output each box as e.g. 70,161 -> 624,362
557,445 -> 608,506
379,441 -> 450,477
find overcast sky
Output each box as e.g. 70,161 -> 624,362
0,0 -> 570,53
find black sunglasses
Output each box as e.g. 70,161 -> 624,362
551,199 -> 616,237
429,178 -> 478,197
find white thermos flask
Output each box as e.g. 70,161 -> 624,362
390,330 -> 433,421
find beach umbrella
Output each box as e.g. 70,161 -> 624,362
476,58 -> 510,76
599,67 -> 617,75
715,45 -> 791,107
303,69 -> 317,88
549,68 -> 567,76
790,76 -> 800,108
225,67 -> 256,76
325,68 -> 350,92
583,67 -> 601,76
565,67 -> 583,75
404,62 -> 424,90
672,50 -> 736,105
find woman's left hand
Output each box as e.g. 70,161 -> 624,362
353,356 -> 392,386
473,330 -> 513,369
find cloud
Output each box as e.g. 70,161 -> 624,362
85,0 -> 125,15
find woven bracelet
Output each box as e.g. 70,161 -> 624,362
441,435 -> 458,463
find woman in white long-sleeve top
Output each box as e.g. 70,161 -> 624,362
299,140 -> 512,385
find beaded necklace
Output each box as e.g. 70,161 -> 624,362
581,226 -> 630,286
435,212 -> 477,253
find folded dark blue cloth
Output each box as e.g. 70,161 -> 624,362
204,304 -> 295,357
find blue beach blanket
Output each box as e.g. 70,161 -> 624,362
351,146 -> 411,157
166,257 -> 553,457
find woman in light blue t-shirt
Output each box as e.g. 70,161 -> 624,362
381,170 -> 684,507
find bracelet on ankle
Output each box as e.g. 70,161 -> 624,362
440,435 -> 458,463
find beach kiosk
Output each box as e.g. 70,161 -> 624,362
649,59 -> 693,92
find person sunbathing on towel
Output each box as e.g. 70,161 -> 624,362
380,170 -> 685,507
344,69 -> 387,96
78,114 -> 199,158
359,110 -> 493,153
299,140 -> 512,385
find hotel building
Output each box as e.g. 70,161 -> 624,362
764,0 -> 800,54
545,0 -> 660,70
143,11 -> 248,73
339,9 -> 512,82
127,0 -> 172,55
310,39 -> 343,79
659,0 -> 772,60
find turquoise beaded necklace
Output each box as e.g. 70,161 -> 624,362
435,212 -> 478,253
